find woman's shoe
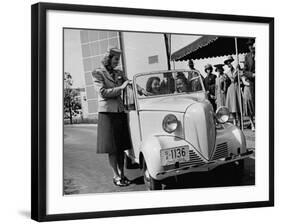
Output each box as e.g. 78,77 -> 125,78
113,177 -> 128,187
121,176 -> 131,185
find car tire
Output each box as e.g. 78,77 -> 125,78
142,159 -> 162,190
235,159 -> 245,170
232,159 -> 245,180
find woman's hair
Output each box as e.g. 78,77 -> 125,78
205,67 -> 213,73
101,52 -> 115,69
146,76 -> 160,93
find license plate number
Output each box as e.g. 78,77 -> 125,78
160,146 -> 190,166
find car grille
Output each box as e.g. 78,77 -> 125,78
183,102 -> 216,160
183,150 -> 206,166
163,149 -> 206,170
211,142 -> 228,160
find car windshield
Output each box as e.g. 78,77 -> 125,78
135,71 -> 204,98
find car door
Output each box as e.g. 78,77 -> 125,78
123,84 -> 141,162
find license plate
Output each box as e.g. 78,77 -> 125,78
160,146 -> 190,166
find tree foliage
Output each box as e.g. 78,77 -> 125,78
64,72 -> 82,124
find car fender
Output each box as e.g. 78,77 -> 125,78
140,134 -> 191,179
219,123 -> 247,154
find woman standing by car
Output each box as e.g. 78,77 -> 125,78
92,48 -> 132,187
224,56 -> 242,127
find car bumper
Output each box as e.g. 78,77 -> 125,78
155,149 -> 254,179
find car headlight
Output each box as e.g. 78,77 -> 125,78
215,106 -> 230,124
162,114 -> 178,133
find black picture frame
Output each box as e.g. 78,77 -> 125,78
31,2 -> 274,222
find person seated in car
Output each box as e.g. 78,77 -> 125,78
160,72 -> 175,94
146,76 -> 161,95
175,72 -> 188,93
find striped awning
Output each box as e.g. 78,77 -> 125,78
171,36 -> 253,61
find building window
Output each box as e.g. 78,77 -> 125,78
148,55 -> 159,64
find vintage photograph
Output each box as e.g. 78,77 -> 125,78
63,28 -> 256,194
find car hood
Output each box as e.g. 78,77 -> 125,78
138,95 -> 204,112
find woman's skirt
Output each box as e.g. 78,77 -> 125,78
96,112 -> 132,154
216,91 -> 226,108
225,83 -> 242,113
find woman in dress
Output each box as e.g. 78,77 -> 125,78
224,56 -> 242,126
92,48 -> 132,187
214,64 -> 230,108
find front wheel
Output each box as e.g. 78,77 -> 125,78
235,159 -> 245,170
142,159 -> 162,190
232,159 -> 245,180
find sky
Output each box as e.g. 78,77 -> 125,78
64,29 -> 85,88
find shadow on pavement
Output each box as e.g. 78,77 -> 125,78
163,160 -> 255,190
130,176 -> 145,185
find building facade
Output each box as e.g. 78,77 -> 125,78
79,30 -> 169,118
80,30 -> 121,119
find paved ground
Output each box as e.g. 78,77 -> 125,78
63,125 -> 255,194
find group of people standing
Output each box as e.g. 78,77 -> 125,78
198,39 -> 255,130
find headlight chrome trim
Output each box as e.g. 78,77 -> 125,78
162,114 -> 178,133
215,106 -> 230,124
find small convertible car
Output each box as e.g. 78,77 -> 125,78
123,70 -> 253,190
